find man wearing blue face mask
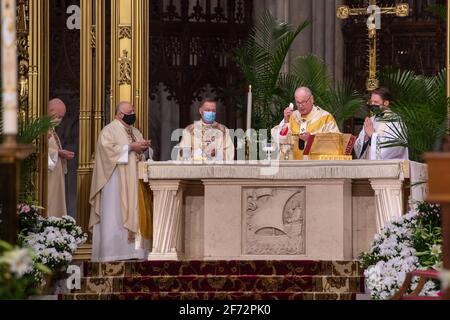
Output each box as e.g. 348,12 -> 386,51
177,97 -> 234,161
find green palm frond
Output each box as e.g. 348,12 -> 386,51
380,94 -> 448,162
379,67 -> 426,104
291,55 -> 330,103
379,67 -> 449,161
235,12 -> 364,131
290,55 -> 364,128
276,73 -> 301,108
18,116 -> 54,144
322,81 -> 365,127
380,121 -> 409,149
234,10 -> 310,130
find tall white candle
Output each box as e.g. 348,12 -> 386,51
246,85 -> 252,132
1,0 -> 18,135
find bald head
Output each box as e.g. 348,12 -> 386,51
294,87 -> 314,116
115,101 -> 134,115
115,101 -> 136,126
295,87 -> 312,97
48,98 -> 67,125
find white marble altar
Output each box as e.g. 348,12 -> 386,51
139,160 -> 414,261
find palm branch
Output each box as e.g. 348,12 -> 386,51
377,68 -> 449,162
322,81 -> 365,128
18,116 -> 54,144
17,116 -> 54,200
289,55 -> 365,129
234,10 -> 310,130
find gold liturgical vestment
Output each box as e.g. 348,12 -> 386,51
47,130 -> 67,217
274,106 -> 340,160
89,120 -> 152,262
177,120 -> 235,161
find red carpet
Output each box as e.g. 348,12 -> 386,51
60,260 -> 364,300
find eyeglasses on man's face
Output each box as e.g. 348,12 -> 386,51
295,95 -> 312,107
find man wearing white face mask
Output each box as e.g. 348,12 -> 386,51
47,98 -> 75,217
177,97 -> 234,161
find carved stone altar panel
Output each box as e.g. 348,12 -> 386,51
243,187 -> 306,256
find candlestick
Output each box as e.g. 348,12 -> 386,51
246,85 -> 252,132
1,0 -> 18,135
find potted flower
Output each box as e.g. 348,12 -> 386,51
360,202 -> 442,300
17,204 -> 87,294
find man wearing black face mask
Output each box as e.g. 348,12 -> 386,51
89,101 -> 152,262
354,87 -> 409,160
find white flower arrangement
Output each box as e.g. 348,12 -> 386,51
19,212 -> 87,272
0,240 -> 47,299
360,202 -> 442,300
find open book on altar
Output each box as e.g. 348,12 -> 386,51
303,133 -> 356,160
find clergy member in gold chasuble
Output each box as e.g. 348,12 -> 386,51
177,97 -> 235,161
273,87 -> 340,160
89,101 -> 153,262
47,98 -> 75,217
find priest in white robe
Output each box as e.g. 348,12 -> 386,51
354,87 -> 409,160
47,98 -> 75,217
89,101 -> 152,262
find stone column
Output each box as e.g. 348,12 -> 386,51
370,179 -> 404,233
148,180 -> 185,260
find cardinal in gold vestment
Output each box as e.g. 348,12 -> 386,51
273,87 -> 340,160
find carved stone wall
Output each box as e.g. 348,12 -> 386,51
243,187 -> 306,255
